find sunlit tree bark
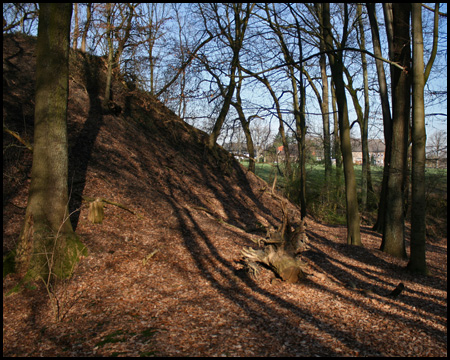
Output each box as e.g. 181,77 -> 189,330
408,3 -> 440,274
15,3 -> 86,281
380,3 -> 411,259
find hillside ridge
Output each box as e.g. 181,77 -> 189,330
3,32 -> 289,252
3,33 -> 446,357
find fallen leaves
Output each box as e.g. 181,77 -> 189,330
3,33 -> 447,357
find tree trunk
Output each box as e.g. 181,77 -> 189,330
380,3 -> 410,259
72,3 -> 78,50
407,3 -> 428,274
292,11 -> 307,220
266,4 -> 307,218
322,4 -> 361,246
80,3 -> 91,53
102,3 -> 114,112
15,3 -> 86,281
112,4 -> 135,73
357,4 -> 374,211
208,73 -> 237,149
289,63 -> 307,218
207,4 -> 253,149
330,80 -> 342,170
238,48 -> 292,177
366,3 -> 393,233
233,68 -> 255,173
319,35 -> 332,186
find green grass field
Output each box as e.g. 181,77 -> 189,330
240,160 -> 447,230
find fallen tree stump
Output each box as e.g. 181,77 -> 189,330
87,197 -> 104,224
82,195 -> 144,221
241,202 -> 309,283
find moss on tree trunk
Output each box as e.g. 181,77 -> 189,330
15,4 -> 87,282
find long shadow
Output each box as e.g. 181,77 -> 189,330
305,230 -> 447,334
158,173 -> 390,356
68,53 -> 104,230
196,145 -> 280,230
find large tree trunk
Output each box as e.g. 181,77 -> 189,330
15,3 -> 86,281
241,202 -> 309,283
380,3 -> 410,259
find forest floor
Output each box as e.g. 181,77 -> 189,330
3,33 -> 447,357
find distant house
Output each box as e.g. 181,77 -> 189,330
276,144 -> 299,162
425,156 -> 447,169
274,138 -> 386,166
351,138 -> 385,166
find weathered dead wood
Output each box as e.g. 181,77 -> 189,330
241,201 -> 309,283
3,125 -> 33,151
82,196 -> 144,220
87,198 -> 104,224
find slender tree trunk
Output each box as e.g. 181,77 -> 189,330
314,4 -> 332,186
357,4 -> 373,210
381,3 -> 411,259
291,66 -> 307,219
72,3 -> 78,50
103,3 -> 114,111
15,3 -> 86,281
238,24 -> 292,176
233,68 -> 255,173
208,72 -> 237,149
80,3 -> 91,53
267,4 -> 306,217
330,80 -> 342,171
292,7 -> 307,219
320,48 -> 331,185
367,3 -> 393,233
323,4 -> 361,246
112,4 -> 135,72
407,3 -> 429,274
260,77 -> 293,177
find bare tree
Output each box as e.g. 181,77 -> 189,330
2,3 -> 39,34
198,3 -> 255,149
261,3 -> 307,217
102,3 -> 136,111
427,131 -> 447,166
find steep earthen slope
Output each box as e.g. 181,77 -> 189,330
3,34 -> 446,357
